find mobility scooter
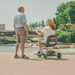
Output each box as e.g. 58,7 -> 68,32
37,35 -> 61,59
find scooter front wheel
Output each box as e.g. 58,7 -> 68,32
43,54 -> 47,59
37,51 -> 41,58
57,53 -> 61,59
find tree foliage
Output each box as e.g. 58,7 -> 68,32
55,1 -> 75,28
27,20 -> 45,31
55,12 -> 70,25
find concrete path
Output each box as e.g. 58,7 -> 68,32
0,54 -> 75,75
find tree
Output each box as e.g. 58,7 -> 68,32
54,1 -> 75,28
55,12 -> 70,27
41,21 -> 45,28
57,3 -> 67,13
27,20 -> 45,30
68,4 -> 75,24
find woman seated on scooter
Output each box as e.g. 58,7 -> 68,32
36,19 -> 56,54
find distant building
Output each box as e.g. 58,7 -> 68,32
0,24 -> 5,31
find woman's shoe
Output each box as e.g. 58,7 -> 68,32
38,50 -> 43,55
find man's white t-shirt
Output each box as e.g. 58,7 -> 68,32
41,26 -> 55,42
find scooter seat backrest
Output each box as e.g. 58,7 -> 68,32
47,35 -> 58,46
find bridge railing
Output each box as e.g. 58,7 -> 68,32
0,31 -> 39,37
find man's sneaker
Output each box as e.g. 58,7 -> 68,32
14,55 -> 20,58
21,55 -> 29,59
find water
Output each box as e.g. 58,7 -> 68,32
0,43 -> 38,54
0,43 -> 75,55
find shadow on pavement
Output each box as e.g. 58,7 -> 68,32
27,58 -> 43,61
47,58 -> 69,60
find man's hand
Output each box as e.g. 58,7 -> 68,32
14,25 -> 16,33
26,31 -> 29,36
15,30 -> 16,33
23,23 -> 29,36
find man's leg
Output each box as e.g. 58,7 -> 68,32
15,42 -> 20,55
20,28 -> 29,59
21,43 -> 25,56
21,43 -> 29,59
15,29 -> 20,56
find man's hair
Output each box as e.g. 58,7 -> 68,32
18,6 -> 24,11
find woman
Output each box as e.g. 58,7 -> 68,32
36,19 -> 56,54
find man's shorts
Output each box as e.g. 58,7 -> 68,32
40,38 -> 47,44
16,28 -> 27,43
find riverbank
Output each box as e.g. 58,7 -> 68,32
0,54 -> 75,75
0,44 -> 75,55
24,42 -> 75,49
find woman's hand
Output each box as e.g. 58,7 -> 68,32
35,31 -> 44,36
35,31 -> 38,34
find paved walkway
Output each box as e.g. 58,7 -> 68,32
0,54 -> 75,75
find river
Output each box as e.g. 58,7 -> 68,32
0,43 -> 75,55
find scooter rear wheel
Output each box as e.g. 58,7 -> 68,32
57,53 -> 61,59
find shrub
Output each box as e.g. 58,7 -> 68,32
66,29 -> 72,32
70,29 -> 75,43
27,40 -> 31,43
58,24 -> 66,31
58,32 -> 71,43
56,29 -> 62,35
0,39 -> 16,44
56,29 -> 71,43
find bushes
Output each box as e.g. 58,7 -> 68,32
0,39 -> 16,44
56,29 -> 71,43
66,29 -> 75,43
58,24 -> 66,31
58,32 -> 71,43
27,37 -> 31,43
56,29 -> 75,43
56,29 -> 62,35
27,40 -> 31,43
70,29 -> 75,43
66,29 -> 73,32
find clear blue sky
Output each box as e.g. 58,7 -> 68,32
0,0 -> 72,30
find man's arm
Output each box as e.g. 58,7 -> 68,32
23,23 -> 29,36
14,25 -> 16,32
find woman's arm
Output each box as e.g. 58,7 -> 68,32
36,31 -> 44,36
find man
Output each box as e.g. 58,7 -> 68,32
14,6 -> 29,59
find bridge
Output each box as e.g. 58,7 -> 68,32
0,31 -> 39,37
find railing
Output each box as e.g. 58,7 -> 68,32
0,31 -> 39,37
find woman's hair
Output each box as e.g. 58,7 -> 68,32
18,6 -> 24,11
47,19 -> 56,30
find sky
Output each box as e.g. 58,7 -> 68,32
0,0 -> 73,30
